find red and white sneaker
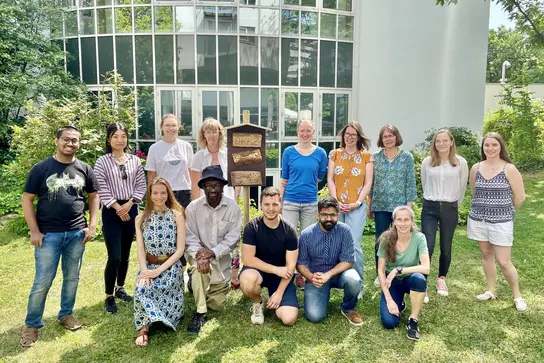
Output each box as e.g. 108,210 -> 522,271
436,277 -> 449,297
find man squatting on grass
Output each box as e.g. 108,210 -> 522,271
240,187 -> 299,326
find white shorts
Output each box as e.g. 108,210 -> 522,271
467,218 -> 514,247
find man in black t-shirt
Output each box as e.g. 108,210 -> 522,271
19,126 -> 99,348
239,187 -> 299,326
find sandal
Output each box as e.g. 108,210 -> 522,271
476,291 -> 497,301
514,297 -> 528,312
20,327 -> 38,348
135,328 -> 149,347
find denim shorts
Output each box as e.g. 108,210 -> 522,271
240,266 -> 299,308
467,218 -> 514,247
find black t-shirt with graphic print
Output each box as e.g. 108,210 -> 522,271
24,157 -> 98,233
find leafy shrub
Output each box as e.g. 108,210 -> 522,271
5,214 -> 29,236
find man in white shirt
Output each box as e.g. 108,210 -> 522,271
185,165 -> 242,334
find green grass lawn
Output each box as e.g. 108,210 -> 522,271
0,173 -> 543,363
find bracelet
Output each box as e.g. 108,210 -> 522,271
355,201 -> 362,207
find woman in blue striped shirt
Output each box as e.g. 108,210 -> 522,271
94,123 -> 147,314
369,125 -> 418,286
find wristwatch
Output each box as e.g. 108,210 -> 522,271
355,201 -> 362,207
395,266 -> 403,274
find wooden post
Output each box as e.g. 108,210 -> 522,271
242,110 -> 251,227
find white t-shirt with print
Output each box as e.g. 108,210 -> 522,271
145,139 -> 193,191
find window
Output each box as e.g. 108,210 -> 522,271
97,8 -> 113,34
261,37 -> 279,85
155,35 -> 175,84
115,7 -> 132,33
81,37 -> 97,84
261,88 -> 279,141
197,7 -> 216,33
115,36 -> 134,83
175,7 -> 195,33
338,15 -> 353,40
239,8 -> 258,34
320,40 -> 335,87
337,42 -> 353,88
300,11 -> 318,37
300,39 -> 317,87
98,37 -> 114,81
240,36 -> 258,85
155,7 -> 174,33
281,38 -> 298,86
240,88 -> 259,125
197,35 -> 216,84
176,35 -> 196,84
260,9 -> 280,35
80,10 -> 96,35
281,10 -> 298,36
217,7 -> 237,33
137,86 -> 155,140
66,38 -> 80,79
135,35 -> 154,83
218,36 -> 237,85
320,13 -> 336,39
135,7 -> 152,33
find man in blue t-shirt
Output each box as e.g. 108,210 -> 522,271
19,126 -> 99,348
297,196 -> 364,326
239,187 -> 299,326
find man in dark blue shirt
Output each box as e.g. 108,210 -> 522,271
297,196 -> 363,326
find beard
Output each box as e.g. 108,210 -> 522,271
320,220 -> 337,231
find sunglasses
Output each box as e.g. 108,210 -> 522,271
119,164 -> 127,180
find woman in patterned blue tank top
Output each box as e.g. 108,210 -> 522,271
467,132 -> 527,312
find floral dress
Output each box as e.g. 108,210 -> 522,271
134,209 -> 184,330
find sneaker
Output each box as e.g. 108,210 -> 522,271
406,317 -> 421,341
250,302 -> 264,325
104,296 -> 118,314
20,327 -> 38,347
341,310 -> 364,327
114,287 -> 133,302
514,297 -> 528,312
476,291 -> 497,301
187,313 -> 206,335
58,315 -> 83,331
424,291 -> 430,304
436,277 -> 449,296
374,276 -> 380,287
295,274 -> 305,289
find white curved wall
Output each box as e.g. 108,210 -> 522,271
352,0 -> 490,150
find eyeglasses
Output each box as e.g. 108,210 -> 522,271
203,184 -> 223,192
59,137 -> 80,145
382,135 -> 396,140
119,164 -> 127,180
319,212 -> 338,219
344,133 -> 358,139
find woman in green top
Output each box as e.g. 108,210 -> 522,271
377,206 -> 430,341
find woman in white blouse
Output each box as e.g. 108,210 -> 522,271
190,117 -> 240,287
420,129 -> 468,300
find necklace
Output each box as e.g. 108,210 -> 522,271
113,153 -> 126,164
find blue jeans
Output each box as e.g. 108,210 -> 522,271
304,268 -> 361,323
282,200 -> 318,234
380,273 -> 427,329
25,229 -> 86,328
339,202 -> 367,295
373,211 -> 393,274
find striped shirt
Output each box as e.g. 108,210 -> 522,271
94,153 -> 147,208
297,222 -> 354,273
469,163 -> 514,224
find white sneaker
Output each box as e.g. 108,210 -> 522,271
514,297 -> 528,312
250,302 -> 264,325
424,292 -> 430,304
374,277 -> 380,287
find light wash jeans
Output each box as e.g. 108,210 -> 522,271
282,200 -> 318,234
303,268 -> 361,323
25,229 -> 86,328
339,202 -> 366,297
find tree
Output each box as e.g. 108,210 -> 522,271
486,26 -> 544,84
436,1 -> 544,45
0,0 -> 82,163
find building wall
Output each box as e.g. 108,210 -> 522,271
353,0 -> 490,150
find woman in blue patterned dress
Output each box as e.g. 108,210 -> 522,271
134,178 -> 186,347
368,125 -> 418,287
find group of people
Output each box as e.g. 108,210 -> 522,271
18,116 -> 527,348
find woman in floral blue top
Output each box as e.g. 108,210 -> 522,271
368,125 -> 418,285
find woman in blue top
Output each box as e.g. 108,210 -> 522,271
369,125 -> 418,286
280,119 -> 327,287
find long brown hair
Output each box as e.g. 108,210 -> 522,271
429,128 -> 458,167
339,121 -> 371,150
137,178 -> 184,230
379,206 -> 418,262
481,132 -> 512,163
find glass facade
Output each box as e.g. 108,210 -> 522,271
59,0 -> 354,192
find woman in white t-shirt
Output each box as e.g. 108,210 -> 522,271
145,114 -> 194,209
189,117 -> 241,288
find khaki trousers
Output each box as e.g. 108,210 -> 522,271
192,269 -> 230,314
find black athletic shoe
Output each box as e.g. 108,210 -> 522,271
406,317 -> 421,341
114,287 -> 133,302
104,296 -> 118,314
187,313 -> 206,335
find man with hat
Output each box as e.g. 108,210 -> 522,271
185,165 -> 242,334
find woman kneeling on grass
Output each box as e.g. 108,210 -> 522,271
468,132 -> 527,312
133,178 -> 186,347
378,206 -> 430,341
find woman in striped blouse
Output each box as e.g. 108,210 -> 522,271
94,123 -> 147,314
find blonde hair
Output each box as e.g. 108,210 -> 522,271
160,114 -> 179,128
429,128 -> 459,167
297,119 -> 314,130
137,178 -> 184,231
198,117 -> 225,149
